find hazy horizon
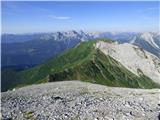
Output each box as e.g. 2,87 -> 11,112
2,30 -> 160,35
2,1 -> 160,34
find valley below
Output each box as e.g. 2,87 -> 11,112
2,1 -> 160,120
1,32 -> 160,120
1,81 -> 160,120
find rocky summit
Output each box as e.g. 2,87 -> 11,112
1,81 -> 160,120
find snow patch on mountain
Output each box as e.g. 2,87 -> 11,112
95,41 -> 160,84
130,36 -> 137,44
139,32 -> 160,49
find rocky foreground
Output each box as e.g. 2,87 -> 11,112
1,81 -> 160,120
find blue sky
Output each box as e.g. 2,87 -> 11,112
2,1 -> 159,33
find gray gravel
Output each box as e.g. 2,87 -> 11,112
1,81 -> 160,120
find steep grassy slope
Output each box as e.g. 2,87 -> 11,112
2,40 -> 160,91
49,49 -> 159,89
1,69 -> 18,91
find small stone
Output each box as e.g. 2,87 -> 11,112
142,113 -> 145,116
139,98 -> 143,101
100,98 -> 103,100
125,112 -> 131,116
125,103 -> 130,107
105,116 -> 114,120
12,88 -> 16,91
43,96 -> 46,100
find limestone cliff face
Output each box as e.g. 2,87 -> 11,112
95,41 -> 160,84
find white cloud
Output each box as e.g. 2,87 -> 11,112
48,15 -> 71,20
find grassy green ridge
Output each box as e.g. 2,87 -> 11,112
49,49 -> 159,89
1,69 -> 19,91
2,40 -> 160,91
16,41 -> 95,84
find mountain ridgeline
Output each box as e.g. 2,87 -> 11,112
2,31 -> 160,68
2,39 -> 160,91
2,31 -> 95,67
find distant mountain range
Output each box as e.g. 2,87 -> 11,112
130,32 -> 160,58
2,31 -> 160,67
94,32 -> 160,57
2,39 -> 160,91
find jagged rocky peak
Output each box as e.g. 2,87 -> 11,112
139,32 -> 160,49
140,32 -> 153,39
47,30 -> 93,41
95,40 -> 160,84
